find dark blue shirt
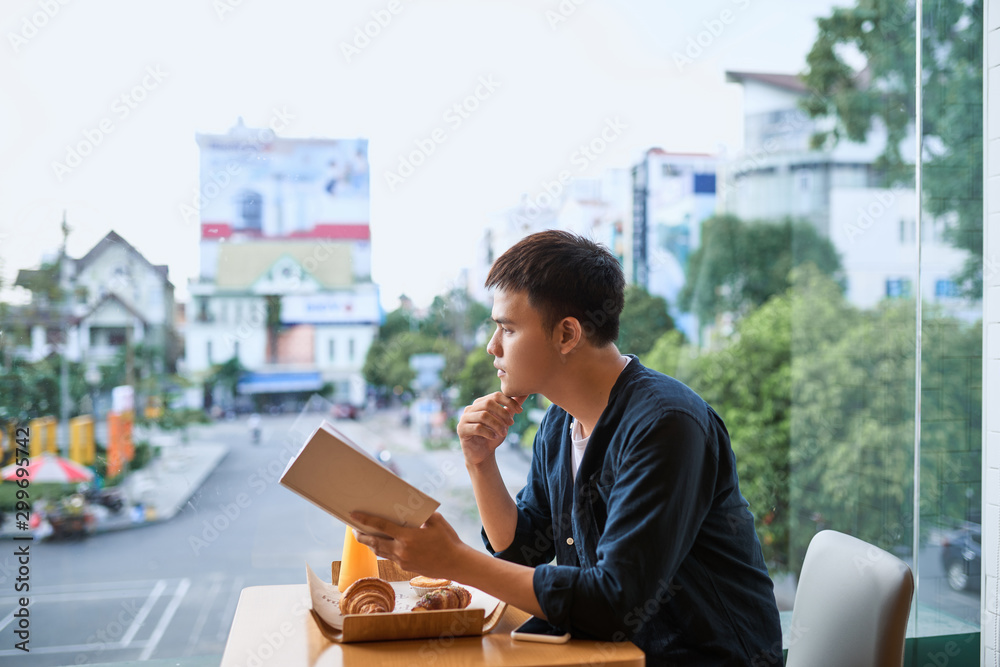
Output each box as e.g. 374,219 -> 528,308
483,357 -> 783,666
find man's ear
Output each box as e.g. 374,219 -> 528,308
554,317 -> 583,355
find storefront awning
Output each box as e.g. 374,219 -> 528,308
236,371 -> 323,394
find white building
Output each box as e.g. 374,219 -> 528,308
721,71 -> 890,235
471,170 -> 631,306
723,70 -> 972,316
830,187 -> 977,317
183,122 -> 379,409
631,149 -> 718,338
12,230 -> 177,371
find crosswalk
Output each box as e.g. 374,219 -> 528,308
0,574 -> 239,664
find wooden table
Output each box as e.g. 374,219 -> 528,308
220,584 -> 645,667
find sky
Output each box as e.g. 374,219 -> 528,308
0,0 -> 844,311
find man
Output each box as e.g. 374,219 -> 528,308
354,230 -> 782,665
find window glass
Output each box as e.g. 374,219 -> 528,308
0,1 -> 983,663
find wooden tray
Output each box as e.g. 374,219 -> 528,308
309,560 -> 508,644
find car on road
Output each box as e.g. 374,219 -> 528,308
331,403 -> 358,419
941,524 -> 981,592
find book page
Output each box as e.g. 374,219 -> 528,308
280,423 -> 440,538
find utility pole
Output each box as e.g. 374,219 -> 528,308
58,211 -> 71,457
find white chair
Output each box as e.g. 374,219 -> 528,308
784,530 -> 914,667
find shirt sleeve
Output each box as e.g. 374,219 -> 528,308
482,413 -> 557,567
531,410 -> 718,639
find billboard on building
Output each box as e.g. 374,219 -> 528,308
196,124 -> 369,239
280,292 -> 380,325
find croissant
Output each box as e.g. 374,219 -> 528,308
412,585 -> 472,611
339,577 -> 396,614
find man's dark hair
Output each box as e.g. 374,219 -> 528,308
485,230 -> 625,346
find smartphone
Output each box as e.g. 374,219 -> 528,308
510,617 -> 571,644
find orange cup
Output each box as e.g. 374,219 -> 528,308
338,523 -> 379,592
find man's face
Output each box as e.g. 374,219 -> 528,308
487,289 -> 560,397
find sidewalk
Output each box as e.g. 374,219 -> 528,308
94,440 -> 230,531
0,435 -> 229,538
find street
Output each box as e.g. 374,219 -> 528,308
0,411 -> 980,665
0,410 -> 520,665
914,544 -> 982,631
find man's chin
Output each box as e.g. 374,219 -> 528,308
500,379 -> 532,399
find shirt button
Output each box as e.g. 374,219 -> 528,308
566,538 -> 574,546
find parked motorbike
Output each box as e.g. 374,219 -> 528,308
79,485 -> 126,514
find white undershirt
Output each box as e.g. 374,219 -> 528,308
571,357 -> 631,481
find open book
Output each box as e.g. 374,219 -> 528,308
279,421 -> 440,538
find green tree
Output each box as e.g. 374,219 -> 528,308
646,292 -> 793,567
679,215 -> 843,326
456,345 -> 499,407
802,0 -> 983,295
207,355 -> 246,396
14,260 -> 64,306
647,264 -> 980,574
379,308 -> 415,340
364,291 -> 491,397
0,354 -> 89,425
617,285 -> 676,358
362,331 -> 463,395
264,295 -> 282,362
420,288 -> 492,349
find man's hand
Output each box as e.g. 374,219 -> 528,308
351,511 -> 471,579
457,392 -> 527,467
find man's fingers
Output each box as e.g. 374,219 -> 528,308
353,530 -> 380,552
488,391 -> 527,414
423,511 -> 445,527
460,407 -> 512,438
351,512 -> 399,538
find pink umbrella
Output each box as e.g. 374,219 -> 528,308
1,454 -> 95,484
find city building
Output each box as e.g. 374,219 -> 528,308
182,120 -> 380,410
471,170 -> 631,306
722,70 -> 975,318
11,229 -> 177,372
631,149 -> 718,338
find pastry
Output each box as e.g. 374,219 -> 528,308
412,585 -> 472,611
409,575 -> 452,594
338,577 -> 396,614
409,575 -> 452,589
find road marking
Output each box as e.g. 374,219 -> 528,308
0,640 -> 147,656
23,578 -> 168,594
216,575 -> 245,642
120,579 -> 167,647
0,588 -> 153,605
185,576 -> 223,655
138,578 -> 190,661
